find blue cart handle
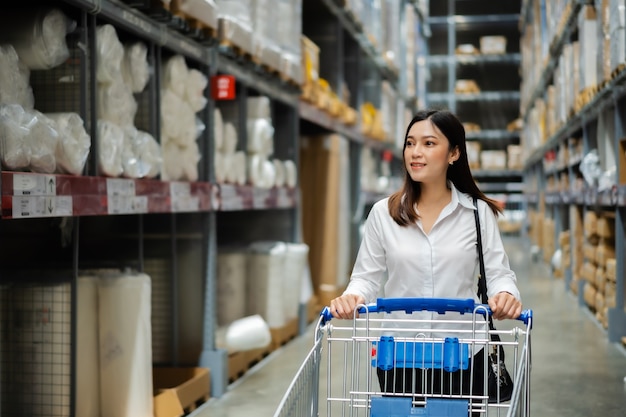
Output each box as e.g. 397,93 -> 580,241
320,297 -> 532,327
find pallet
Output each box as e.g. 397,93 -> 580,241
270,317 -> 300,350
168,0 -> 218,44
219,38 -> 255,63
227,345 -> 272,383
153,367 -> 211,417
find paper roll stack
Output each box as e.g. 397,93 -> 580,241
96,24 -> 158,179
160,55 -> 207,181
247,241 -> 288,328
99,272 -> 153,417
283,243 -> 310,321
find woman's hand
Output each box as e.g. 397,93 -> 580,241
489,291 -> 522,320
329,294 -> 365,320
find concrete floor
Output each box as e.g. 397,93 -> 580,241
197,237 -> 626,416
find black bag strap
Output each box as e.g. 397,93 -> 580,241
473,197 -> 496,333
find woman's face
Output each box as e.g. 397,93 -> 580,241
404,119 -> 459,185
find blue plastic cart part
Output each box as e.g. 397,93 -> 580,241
373,336 -> 469,372
320,297 -> 533,327
370,396 -> 469,417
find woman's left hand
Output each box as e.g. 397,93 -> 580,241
489,291 -> 522,320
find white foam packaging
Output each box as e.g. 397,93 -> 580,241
96,24 -> 124,84
121,42 -> 151,93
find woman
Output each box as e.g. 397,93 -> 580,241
329,109 -> 522,408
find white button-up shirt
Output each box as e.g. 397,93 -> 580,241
344,183 -> 520,338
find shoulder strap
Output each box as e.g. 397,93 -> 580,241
473,197 -> 488,304
473,197 -> 496,332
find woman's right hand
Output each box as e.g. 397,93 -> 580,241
329,294 -> 365,319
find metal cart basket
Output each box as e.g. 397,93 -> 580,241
274,297 -> 532,417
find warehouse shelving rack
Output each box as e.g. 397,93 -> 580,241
520,0 -> 626,345
425,0 -> 525,218
0,0 -> 429,413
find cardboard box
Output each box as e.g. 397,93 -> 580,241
300,135 -> 343,303
479,36 -> 507,54
153,367 -> 210,417
620,138 -> 626,184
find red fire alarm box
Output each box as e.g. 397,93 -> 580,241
211,75 -> 236,100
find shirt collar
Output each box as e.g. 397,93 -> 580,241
449,181 -> 476,210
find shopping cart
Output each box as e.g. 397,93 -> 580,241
274,297 -> 532,417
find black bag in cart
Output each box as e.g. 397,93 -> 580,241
473,197 -> 514,403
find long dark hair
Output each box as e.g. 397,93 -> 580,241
388,109 -> 502,226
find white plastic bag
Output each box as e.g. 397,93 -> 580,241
96,24 -> 124,84
0,8 -> 75,70
47,112 -> 90,175
97,78 -> 138,126
121,42 -> 150,93
185,68 -> 208,112
25,110 -> 59,174
0,104 -> 31,170
97,120 -> 124,177
0,45 -> 35,109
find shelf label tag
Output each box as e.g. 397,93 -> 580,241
13,174 -> 56,196
106,178 -> 136,197
12,196 -> 72,218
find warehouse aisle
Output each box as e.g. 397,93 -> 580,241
198,236 -> 626,416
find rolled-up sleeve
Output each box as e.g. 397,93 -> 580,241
343,202 -> 387,303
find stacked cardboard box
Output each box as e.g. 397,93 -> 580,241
569,205 -> 584,291
300,134 -> 346,307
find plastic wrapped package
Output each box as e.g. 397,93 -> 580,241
283,243 -> 309,320
246,118 -> 274,156
121,42 -> 150,93
247,154 -> 275,189
96,24 -> 124,84
283,159 -> 297,188
25,110 -> 59,173
47,112 -> 90,175
162,55 -> 189,98
181,141 -> 201,181
222,121 -> 238,154
97,120 -> 125,177
246,96 -> 271,119
179,0 -> 219,28
122,127 -> 162,179
273,158 -> 285,187
185,68 -> 208,112
160,89 -> 196,145
0,45 -> 35,109
233,150 -> 246,185
98,78 -> 138,126
216,249 -> 248,325
214,108 -> 224,151
0,104 -> 31,170
0,8 -> 75,70
214,150 -> 226,183
161,140 -> 184,181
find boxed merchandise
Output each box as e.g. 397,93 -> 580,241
507,145 -> 523,170
153,367 -> 210,417
455,43 -> 479,55
578,5 -> 598,90
301,36 -> 320,85
479,150 -> 506,170
454,79 -> 480,94
479,35 -> 506,54
467,141 -> 481,169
